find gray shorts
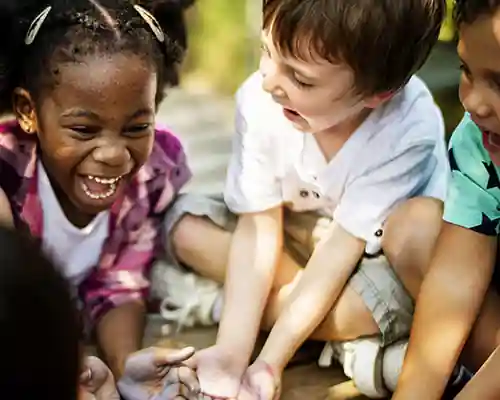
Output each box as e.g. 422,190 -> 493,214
163,194 -> 414,346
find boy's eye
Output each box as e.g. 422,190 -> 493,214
293,75 -> 314,89
459,63 -> 472,79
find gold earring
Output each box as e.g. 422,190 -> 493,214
24,123 -> 34,133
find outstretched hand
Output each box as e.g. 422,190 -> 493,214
79,356 -> 120,400
117,346 -> 200,399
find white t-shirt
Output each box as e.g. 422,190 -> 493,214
224,72 -> 449,254
38,161 -> 109,286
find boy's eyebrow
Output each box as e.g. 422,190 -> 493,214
288,65 -> 316,81
261,33 -> 317,81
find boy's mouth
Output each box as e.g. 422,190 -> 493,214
80,175 -> 124,200
283,107 -> 303,122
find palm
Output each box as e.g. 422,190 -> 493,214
80,356 -> 120,400
192,346 -> 244,399
117,347 -> 199,400
238,362 -> 280,400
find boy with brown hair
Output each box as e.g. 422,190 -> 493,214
156,0 -> 449,398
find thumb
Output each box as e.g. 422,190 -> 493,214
153,346 -> 196,366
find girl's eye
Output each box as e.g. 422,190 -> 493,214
70,126 -> 99,136
125,124 -> 152,134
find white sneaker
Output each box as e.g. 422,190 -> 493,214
382,339 -> 408,392
318,338 -> 409,397
319,338 -> 388,398
150,261 -> 222,334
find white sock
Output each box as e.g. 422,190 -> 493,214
211,292 -> 224,322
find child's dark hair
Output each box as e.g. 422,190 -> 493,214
263,0 -> 446,96
0,0 -> 195,115
454,0 -> 500,26
0,226 -> 81,399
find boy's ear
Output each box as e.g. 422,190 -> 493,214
12,88 -> 38,135
365,91 -> 394,109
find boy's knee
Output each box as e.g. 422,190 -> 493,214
382,197 -> 443,252
382,197 -> 443,283
171,214 -> 201,257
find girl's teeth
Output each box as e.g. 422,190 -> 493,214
87,175 -> 120,184
82,175 -> 122,200
82,182 -> 117,200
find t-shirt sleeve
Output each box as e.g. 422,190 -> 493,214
224,74 -> 283,213
443,115 -> 500,236
334,133 -> 439,254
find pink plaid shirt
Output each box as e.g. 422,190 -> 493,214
0,120 -> 191,325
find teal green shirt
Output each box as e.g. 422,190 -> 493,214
444,114 -> 500,235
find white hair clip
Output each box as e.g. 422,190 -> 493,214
133,4 -> 165,43
25,6 -> 52,45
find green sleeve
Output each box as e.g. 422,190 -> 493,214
443,115 -> 500,236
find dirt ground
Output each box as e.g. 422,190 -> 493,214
147,316 -> 373,400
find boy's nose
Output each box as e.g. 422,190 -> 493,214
261,64 -> 286,98
463,89 -> 492,120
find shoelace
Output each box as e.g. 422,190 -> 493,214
160,295 -> 201,334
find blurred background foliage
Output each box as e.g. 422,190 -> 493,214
183,0 -> 463,135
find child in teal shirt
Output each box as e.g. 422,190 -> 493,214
395,1 -> 500,398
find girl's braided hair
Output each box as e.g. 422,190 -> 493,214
0,0 -> 195,115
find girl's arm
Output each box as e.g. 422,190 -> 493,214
0,187 -> 13,227
393,223 -> 496,399
96,301 -> 146,378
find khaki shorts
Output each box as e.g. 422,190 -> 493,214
163,194 -> 414,345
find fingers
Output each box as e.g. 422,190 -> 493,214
160,365 -> 200,399
153,346 -> 196,366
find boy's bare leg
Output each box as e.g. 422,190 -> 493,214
172,197 -> 443,341
461,288 -> 500,370
455,346 -> 500,399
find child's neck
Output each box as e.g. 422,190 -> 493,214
52,183 -> 97,229
313,108 -> 372,162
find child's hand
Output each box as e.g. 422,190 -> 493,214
189,345 -> 245,399
79,356 -> 120,400
238,361 -> 281,400
117,346 -> 199,399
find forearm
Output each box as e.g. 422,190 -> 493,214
216,207 -> 283,369
394,226 -> 495,399
455,346 -> 500,399
258,224 -> 364,372
96,300 -> 146,378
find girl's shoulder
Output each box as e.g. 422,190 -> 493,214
153,124 -> 185,165
0,119 -> 36,164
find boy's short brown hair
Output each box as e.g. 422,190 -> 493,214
263,0 -> 446,96
454,0 -> 500,26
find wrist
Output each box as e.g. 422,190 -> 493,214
213,341 -> 252,373
256,354 -> 285,377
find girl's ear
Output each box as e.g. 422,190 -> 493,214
12,88 -> 38,134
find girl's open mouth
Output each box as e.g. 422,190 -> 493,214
81,175 -> 123,200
